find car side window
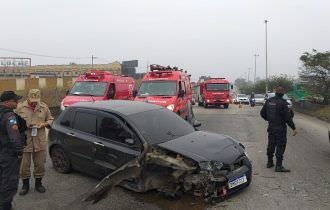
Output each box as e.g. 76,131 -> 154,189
73,111 -> 96,135
59,109 -> 73,127
98,114 -> 132,143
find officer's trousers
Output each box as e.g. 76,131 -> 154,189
20,150 -> 46,179
267,132 -> 287,166
0,153 -> 19,207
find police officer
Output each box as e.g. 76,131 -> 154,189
0,91 -> 24,210
260,86 -> 298,172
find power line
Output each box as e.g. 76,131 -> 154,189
0,47 -> 90,60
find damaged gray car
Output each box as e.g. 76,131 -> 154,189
48,100 -> 252,204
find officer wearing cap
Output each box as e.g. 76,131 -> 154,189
0,91 -> 25,210
16,89 -> 54,195
260,86 -> 298,172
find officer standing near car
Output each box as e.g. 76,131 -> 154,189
260,86 -> 298,172
0,91 -> 25,210
15,89 -> 54,195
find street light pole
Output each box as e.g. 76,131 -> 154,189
265,20 -> 269,93
254,54 -> 259,83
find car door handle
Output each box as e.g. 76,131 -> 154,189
94,142 -> 104,147
66,132 -> 75,137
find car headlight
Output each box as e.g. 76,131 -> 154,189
213,161 -> 224,170
60,101 -> 66,111
199,161 -> 213,171
166,104 -> 175,111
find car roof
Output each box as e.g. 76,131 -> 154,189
71,100 -> 162,116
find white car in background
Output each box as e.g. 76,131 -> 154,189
235,94 -> 250,104
266,93 -> 292,108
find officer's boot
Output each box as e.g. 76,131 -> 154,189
19,179 -> 29,195
266,157 -> 274,168
35,178 -> 46,193
275,160 -> 290,172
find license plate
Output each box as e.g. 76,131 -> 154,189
228,175 -> 247,189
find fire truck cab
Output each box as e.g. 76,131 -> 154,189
135,64 -> 194,122
197,78 -> 233,109
61,70 -> 136,110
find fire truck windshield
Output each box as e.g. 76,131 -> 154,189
138,81 -> 177,96
206,83 -> 229,91
69,81 -> 107,96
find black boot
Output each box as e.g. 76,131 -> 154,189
19,179 -> 29,196
267,161 -> 274,168
35,178 -> 46,193
275,161 -> 290,172
266,157 -> 274,168
275,166 -> 291,172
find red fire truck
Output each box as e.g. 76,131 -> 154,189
197,78 -> 233,109
135,64 -> 194,122
61,70 -> 136,110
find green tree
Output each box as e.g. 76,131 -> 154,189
299,49 -> 330,104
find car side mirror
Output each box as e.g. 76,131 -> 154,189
178,90 -> 185,97
65,90 -> 69,95
133,90 -> 138,97
107,90 -> 115,99
124,138 -> 135,145
231,84 -> 233,89
193,120 -> 202,128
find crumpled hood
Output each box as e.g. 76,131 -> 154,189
158,131 -> 244,164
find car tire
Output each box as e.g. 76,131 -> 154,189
50,146 -> 72,174
224,104 -> 229,109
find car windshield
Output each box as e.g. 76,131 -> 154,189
129,109 -> 195,145
206,83 -> 229,91
69,81 -> 107,96
238,94 -> 247,97
137,81 -> 177,96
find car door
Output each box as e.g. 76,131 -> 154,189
66,108 -> 98,176
94,111 -> 142,177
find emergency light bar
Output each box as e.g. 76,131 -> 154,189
150,64 -> 183,72
85,71 -> 111,79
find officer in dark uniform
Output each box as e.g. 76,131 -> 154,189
0,91 -> 25,210
260,86 -> 297,172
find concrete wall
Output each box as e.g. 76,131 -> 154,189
0,77 -> 76,107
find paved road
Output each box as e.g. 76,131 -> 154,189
14,104 -> 330,210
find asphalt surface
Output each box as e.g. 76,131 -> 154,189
14,104 -> 330,210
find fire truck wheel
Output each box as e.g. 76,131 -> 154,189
224,104 -> 229,109
203,102 -> 208,108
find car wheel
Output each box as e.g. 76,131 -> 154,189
224,104 -> 229,109
50,146 -> 72,174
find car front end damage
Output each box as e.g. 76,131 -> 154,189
84,141 -> 252,204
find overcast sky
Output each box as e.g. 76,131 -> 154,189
1,0 -> 329,82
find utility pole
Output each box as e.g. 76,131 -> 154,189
254,54 -> 259,83
265,20 -> 269,93
92,55 -> 98,70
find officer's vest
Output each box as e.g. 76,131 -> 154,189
0,108 -> 12,146
266,98 -> 279,123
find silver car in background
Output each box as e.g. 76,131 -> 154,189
252,94 -> 266,105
